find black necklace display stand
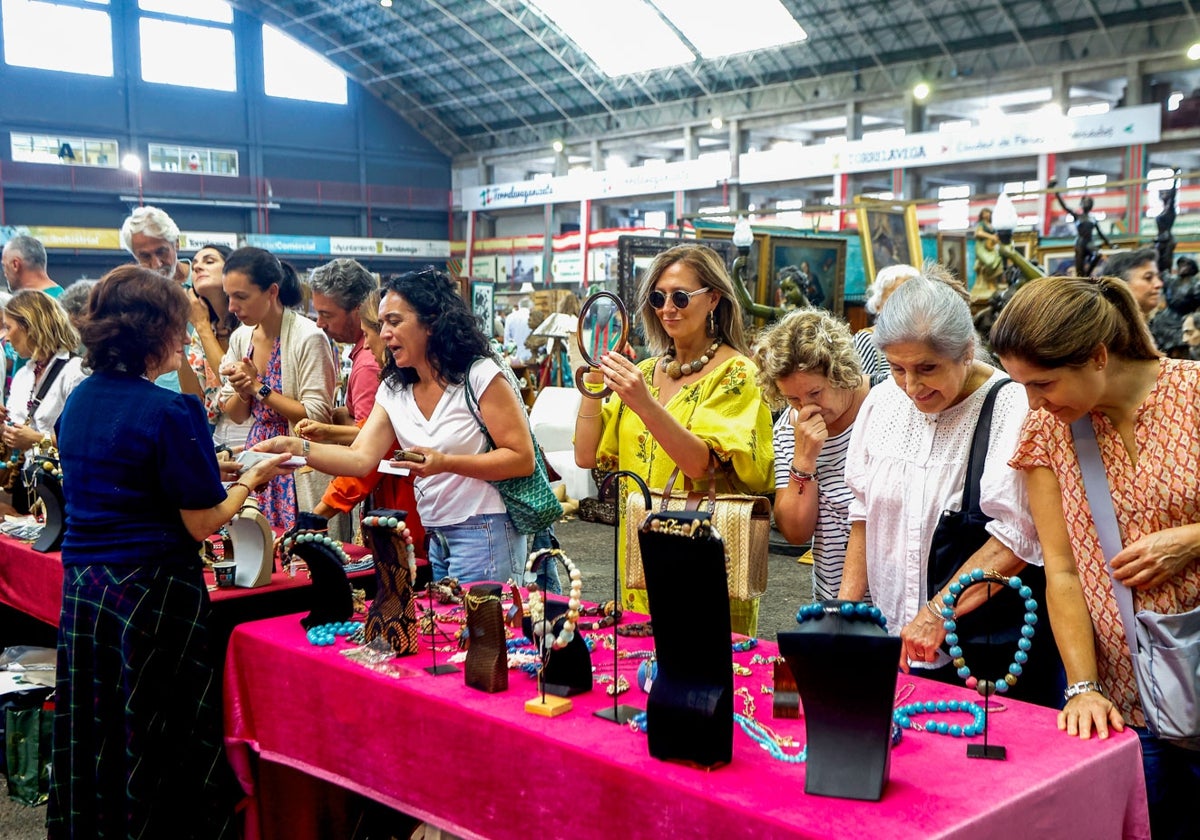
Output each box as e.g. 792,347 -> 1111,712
282,512 -> 354,631
464,583 -> 508,693
361,509 -> 419,656
31,470 -> 64,553
522,601 -> 592,696
777,602 -> 900,801
642,509 -> 733,768
423,575 -> 459,676
594,470 -> 652,726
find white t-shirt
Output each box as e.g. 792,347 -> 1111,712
844,370 -> 1041,668
374,357 -> 508,527
773,411 -> 856,602
7,352 -> 87,460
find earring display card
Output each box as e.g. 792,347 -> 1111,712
778,614 -> 901,801
640,514 -> 733,768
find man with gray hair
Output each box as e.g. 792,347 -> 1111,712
1,235 -> 63,297
120,205 -> 189,286
308,258 -> 380,422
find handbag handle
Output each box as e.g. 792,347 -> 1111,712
658,463 -> 718,514
599,470 -> 652,511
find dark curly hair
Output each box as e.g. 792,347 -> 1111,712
80,264 -> 189,376
380,268 -> 491,390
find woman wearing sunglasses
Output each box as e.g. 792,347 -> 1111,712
574,244 -> 774,635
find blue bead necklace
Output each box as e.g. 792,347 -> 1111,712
893,698 -> 987,737
731,638 -> 758,653
796,600 -> 888,630
940,569 -> 1037,697
628,711 -> 807,763
306,620 -> 363,646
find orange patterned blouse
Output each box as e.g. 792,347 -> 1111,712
1010,358 -> 1200,726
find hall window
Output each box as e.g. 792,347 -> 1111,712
262,24 -> 347,105
138,0 -> 236,91
2,0 -> 113,77
937,184 -> 971,231
11,132 -> 119,168
148,143 -> 238,176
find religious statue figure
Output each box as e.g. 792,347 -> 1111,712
1050,179 -> 1113,278
972,209 -> 1004,299
1155,184 -> 1178,274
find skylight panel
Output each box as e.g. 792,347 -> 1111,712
650,0 -> 806,58
528,0 -> 694,77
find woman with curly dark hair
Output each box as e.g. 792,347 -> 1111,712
254,267 -> 533,584
49,265 -> 292,838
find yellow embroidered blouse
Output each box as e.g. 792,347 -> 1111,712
593,354 -> 775,613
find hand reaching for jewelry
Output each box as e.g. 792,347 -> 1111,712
2,424 -> 42,450
898,610 -> 947,674
295,418 -> 333,441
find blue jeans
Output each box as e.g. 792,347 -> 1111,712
529,526 -> 562,595
1134,726 -> 1200,840
427,513 -> 525,586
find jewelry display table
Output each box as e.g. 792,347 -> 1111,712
0,532 -> 376,647
224,608 -> 1149,840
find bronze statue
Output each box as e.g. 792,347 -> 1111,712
1155,184 -> 1178,274
1051,180 -> 1112,278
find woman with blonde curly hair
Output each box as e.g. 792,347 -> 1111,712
754,308 -> 870,600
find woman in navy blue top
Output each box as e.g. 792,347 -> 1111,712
48,266 -> 290,840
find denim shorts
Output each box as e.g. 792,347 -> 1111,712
427,512 -> 526,585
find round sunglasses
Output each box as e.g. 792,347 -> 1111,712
649,287 -> 710,309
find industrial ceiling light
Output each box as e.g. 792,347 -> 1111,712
552,139 -> 565,153
1188,42 -> 1200,61
380,0 -> 393,8
711,116 -> 724,130
912,82 -> 931,101
121,153 -> 142,173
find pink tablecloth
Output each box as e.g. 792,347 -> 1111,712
0,533 -> 373,627
224,612 -> 1149,840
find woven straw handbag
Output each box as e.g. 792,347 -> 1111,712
626,464 -> 771,601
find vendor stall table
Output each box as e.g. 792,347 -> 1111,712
0,533 -> 377,648
224,611 -> 1150,840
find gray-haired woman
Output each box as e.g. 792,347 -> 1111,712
838,275 -> 1061,706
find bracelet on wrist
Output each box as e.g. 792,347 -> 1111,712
925,599 -> 943,620
577,411 -> 602,420
301,438 -> 311,455
229,481 -> 253,495
1063,680 -> 1106,702
788,462 -> 817,490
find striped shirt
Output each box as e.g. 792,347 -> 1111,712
773,411 -> 857,601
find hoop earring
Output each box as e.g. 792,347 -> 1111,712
708,309 -> 717,337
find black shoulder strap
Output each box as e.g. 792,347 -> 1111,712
31,356 -> 71,409
959,377 -> 1013,516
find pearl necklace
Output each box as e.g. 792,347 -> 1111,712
939,568 -> 1038,697
525,548 -> 583,651
660,338 -> 722,379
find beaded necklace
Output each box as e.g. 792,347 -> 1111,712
894,699 -> 987,737
660,338 -> 722,379
525,547 -> 584,650
796,600 -> 888,630
361,514 -> 416,579
939,568 -> 1038,697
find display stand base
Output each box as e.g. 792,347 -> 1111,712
594,704 -> 642,725
424,663 -> 459,676
967,743 -> 1007,760
525,695 -> 573,717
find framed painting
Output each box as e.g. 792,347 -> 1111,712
615,236 -> 738,349
1010,231 -> 1039,263
854,197 -> 922,284
470,280 -> 495,336
768,235 -> 847,317
936,232 -> 969,285
1037,246 -> 1077,277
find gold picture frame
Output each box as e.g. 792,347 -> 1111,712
936,232 -> 969,284
855,197 -> 922,285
